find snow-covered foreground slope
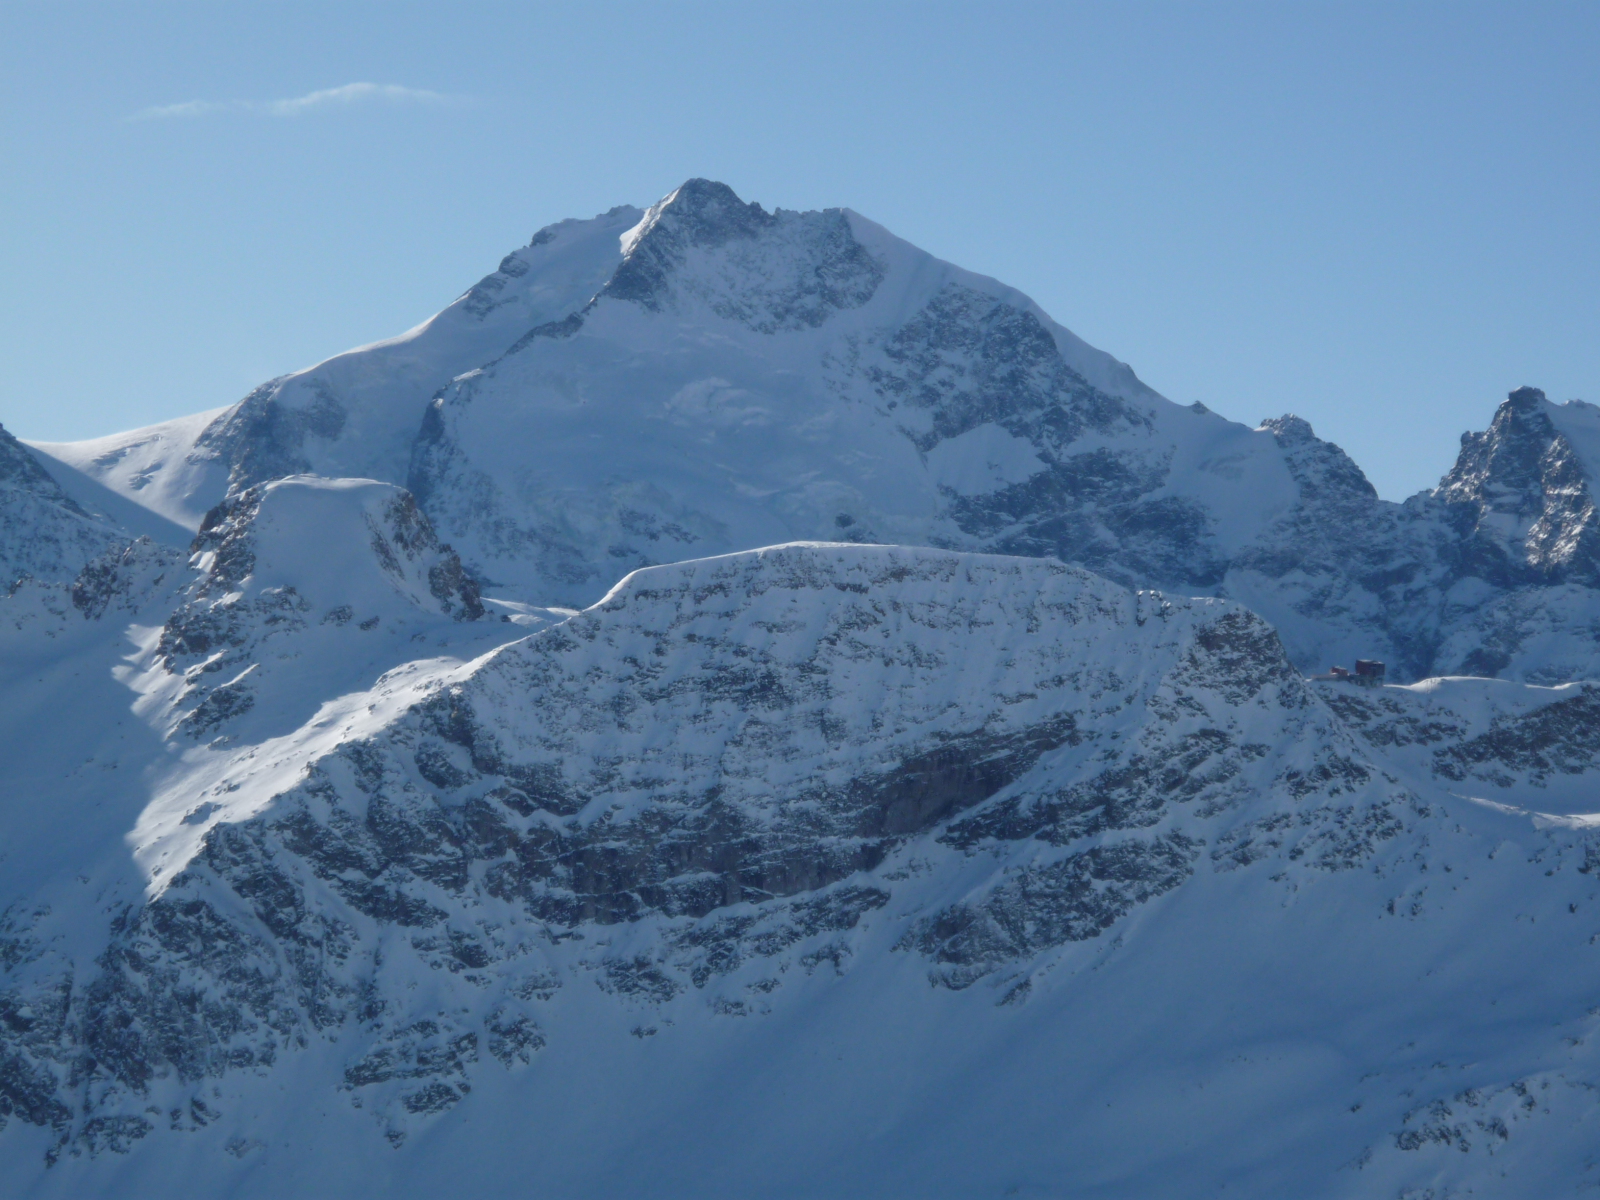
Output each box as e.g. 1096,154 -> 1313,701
4,540 -> 1600,1197
29,181 -> 1600,681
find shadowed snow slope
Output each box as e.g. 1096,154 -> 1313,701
0,423 -> 128,587
4,544 -> 1600,1198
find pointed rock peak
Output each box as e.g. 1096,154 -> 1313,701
1463,386 -> 1565,455
1259,414 -> 1316,444
1436,388 -> 1600,582
1506,385 -> 1549,411
598,178 -> 884,331
192,476 -> 482,620
1259,415 -> 1377,502
619,179 -> 773,260
1440,387 -> 1564,504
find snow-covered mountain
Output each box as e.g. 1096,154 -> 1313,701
3,531 -> 1600,1197
5,179 -> 1600,1197
28,181 -> 1600,683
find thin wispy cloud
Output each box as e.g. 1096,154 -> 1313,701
127,83 -> 458,123
263,83 -> 450,116
132,99 -> 225,121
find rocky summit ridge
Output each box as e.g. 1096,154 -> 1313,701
3,181 -> 1600,1199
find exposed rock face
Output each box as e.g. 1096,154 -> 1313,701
875,282 -> 1202,584
1320,675 -> 1600,799
69,538 -> 185,623
152,477 -> 485,742
1437,387 -> 1600,588
0,423 -> 126,588
601,179 -> 885,331
1,528 -> 1599,1196
0,544 -> 1415,1159
0,424 -> 183,652
190,377 -> 349,497
187,476 -> 482,620
1416,390 -> 1600,679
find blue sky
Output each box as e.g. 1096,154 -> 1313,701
3,1 -> 1596,499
